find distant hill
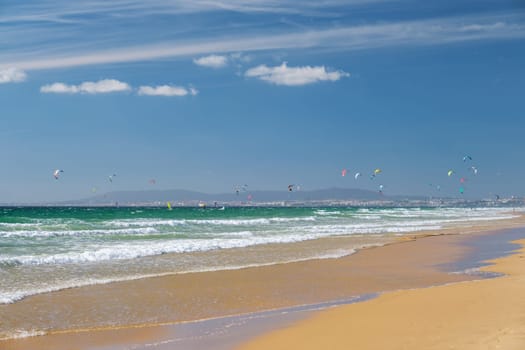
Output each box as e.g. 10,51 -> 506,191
71,187 -> 394,205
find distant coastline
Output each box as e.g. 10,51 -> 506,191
1,187 -> 520,207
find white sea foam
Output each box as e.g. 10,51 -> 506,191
314,210 -> 341,216
0,330 -> 46,341
0,228 -> 366,267
105,216 -> 317,228
0,208 -> 516,267
0,222 -> 42,228
0,227 -> 159,238
297,224 -> 444,235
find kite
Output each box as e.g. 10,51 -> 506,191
354,172 -> 361,180
463,155 -> 473,162
470,166 -> 478,175
109,174 -> 117,182
341,169 -> 347,177
288,184 -> 295,192
53,169 -> 64,180
459,187 -> 465,194
448,170 -> 454,177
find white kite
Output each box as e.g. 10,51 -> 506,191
53,169 -> 64,180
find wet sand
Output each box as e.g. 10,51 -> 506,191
1,215 -> 525,349
239,234 -> 525,350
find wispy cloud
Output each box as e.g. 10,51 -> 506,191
193,55 -> 229,68
245,62 -> 349,86
0,68 -> 27,84
0,1 -> 388,24
137,85 -> 198,96
2,14 -> 524,71
230,52 -> 252,63
40,79 -> 131,94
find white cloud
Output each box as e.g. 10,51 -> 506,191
138,85 -> 198,96
40,79 -> 131,94
79,79 -> 131,94
193,53 -> 252,68
40,80 -> 197,97
245,62 -> 349,86
193,55 -> 228,68
40,82 -> 77,93
0,68 -> 27,83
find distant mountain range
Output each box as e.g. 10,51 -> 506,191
71,187 -> 413,205
3,187 -> 516,207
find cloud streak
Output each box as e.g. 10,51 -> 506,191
0,68 -> 27,84
138,85 -> 198,96
245,62 -> 349,85
40,79 -> 131,94
0,1 -> 389,24
2,14 -> 524,71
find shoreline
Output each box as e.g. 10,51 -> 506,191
1,215 -> 525,349
238,231 -> 525,350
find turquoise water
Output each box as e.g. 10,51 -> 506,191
0,206 -> 517,304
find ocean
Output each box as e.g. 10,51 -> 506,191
0,206 -> 516,306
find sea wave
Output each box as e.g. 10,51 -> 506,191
0,227 -> 159,238
105,216 -> 317,228
0,248 -> 356,305
0,211 -> 516,266
314,210 -> 341,216
0,227 -> 368,266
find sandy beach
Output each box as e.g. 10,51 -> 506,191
1,216 -> 525,349
239,236 -> 525,349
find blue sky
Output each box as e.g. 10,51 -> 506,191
1,0 -> 524,203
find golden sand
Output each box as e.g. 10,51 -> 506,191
238,238 -> 525,350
